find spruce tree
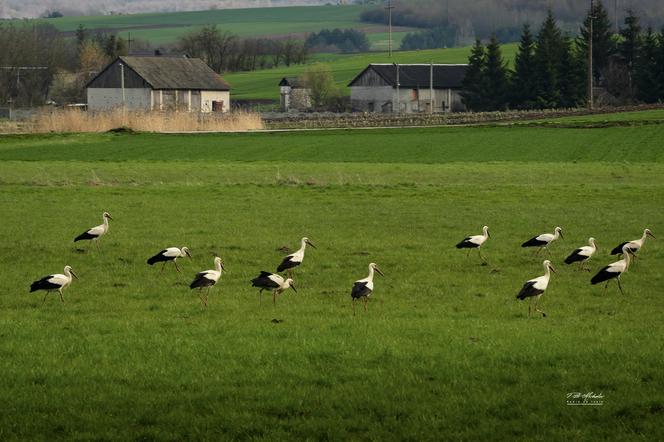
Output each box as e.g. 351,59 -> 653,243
534,11 -> 563,108
579,0 -> 615,83
619,9 -> 642,95
483,34 -> 509,110
511,24 -> 537,109
461,39 -> 487,111
635,28 -> 659,103
657,29 -> 664,101
558,37 -> 586,108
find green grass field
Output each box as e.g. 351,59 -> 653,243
226,43 -> 518,101
33,5 -> 401,47
1,120 -> 663,440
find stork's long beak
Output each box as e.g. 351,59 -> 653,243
107,214 -> 113,220
185,250 -> 192,258
306,240 -> 317,249
559,231 -> 564,239
647,232 -> 656,239
549,265 -> 557,274
70,270 -> 79,279
487,230 -> 491,238
220,261 -> 226,271
375,267 -> 385,276
290,284 -> 297,293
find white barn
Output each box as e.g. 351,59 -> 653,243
86,56 -> 231,112
348,64 -> 467,113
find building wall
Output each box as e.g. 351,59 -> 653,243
350,86 -> 465,113
201,91 -> 230,113
87,88 -> 151,111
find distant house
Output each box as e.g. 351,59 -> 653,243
279,77 -> 311,112
348,64 -> 467,113
86,56 -> 231,112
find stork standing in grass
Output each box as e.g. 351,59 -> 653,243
564,237 -> 597,271
147,247 -> 192,273
277,237 -> 316,276
250,271 -> 297,305
610,229 -> 655,258
516,260 -> 556,318
592,244 -> 632,295
351,263 -> 384,315
30,265 -> 78,302
189,257 -> 224,307
456,225 -> 490,262
74,211 -> 113,250
522,227 -> 563,255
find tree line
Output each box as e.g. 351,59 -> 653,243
361,0 -> 664,48
305,28 -> 370,53
461,4 -> 664,111
177,25 -> 309,74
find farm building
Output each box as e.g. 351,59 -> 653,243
348,64 -> 467,113
86,56 -> 231,112
279,77 -> 312,112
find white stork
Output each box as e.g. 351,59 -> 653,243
277,237 -> 316,276
522,227 -> 563,255
147,247 -> 192,273
564,237 -> 597,271
350,263 -> 384,315
74,211 -> 113,250
610,228 -> 655,257
30,265 -> 78,302
516,260 -> 556,318
455,225 -> 490,262
189,257 -> 225,307
250,271 -> 297,305
592,244 -> 632,295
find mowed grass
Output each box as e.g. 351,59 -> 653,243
1,122 -> 663,440
226,44 -> 518,101
32,5 -> 394,45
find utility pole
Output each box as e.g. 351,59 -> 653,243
385,0 -> 394,57
395,63 -> 400,114
429,62 -> 434,114
0,66 -> 48,107
119,62 -> 126,107
126,32 -> 135,54
588,0 -> 595,110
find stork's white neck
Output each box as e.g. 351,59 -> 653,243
367,265 -> 375,282
640,230 -> 649,243
482,226 -> 489,238
553,229 -> 560,240
215,259 -> 222,273
297,239 -> 308,254
543,264 -> 551,280
623,250 -> 631,272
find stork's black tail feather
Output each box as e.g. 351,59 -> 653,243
610,242 -> 628,255
147,252 -> 168,265
591,268 -> 613,285
30,277 -> 57,292
521,237 -> 541,248
74,231 -> 96,242
564,250 -> 583,264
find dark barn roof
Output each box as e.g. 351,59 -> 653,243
348,64 -> 467,89
87,56 -> 230,91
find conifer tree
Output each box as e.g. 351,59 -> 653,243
635,28 -> 659,103
619,9 -> 642,95
578,0 -> 615,83
533,10 -> 563,108
461,39 -> 487,111
482,34 -> 509,110
511,24 -> 537,109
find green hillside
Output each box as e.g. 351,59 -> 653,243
225,44 -> 519,101
36,5 -> 403,46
